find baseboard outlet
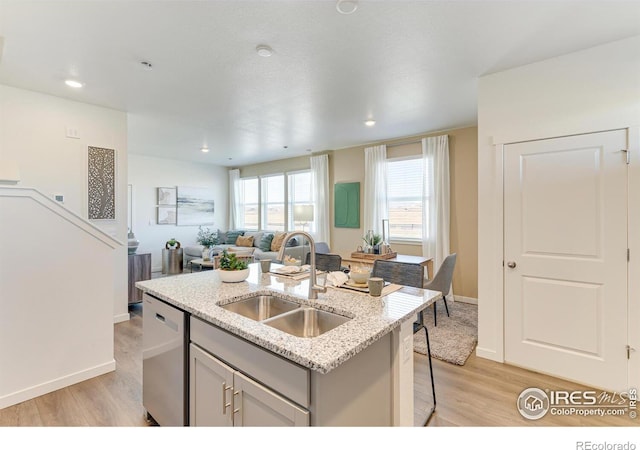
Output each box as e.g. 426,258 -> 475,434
0,359 -> 116,409
114,312 -> 130,323
453,295 -> 478,305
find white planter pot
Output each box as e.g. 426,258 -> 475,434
202,247 -> 210,261
217,268 -> 250,283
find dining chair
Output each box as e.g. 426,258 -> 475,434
371,259 -> 424,288
304,253 -> 343,272
371,259 -> 436,423
422,253 -> 457,327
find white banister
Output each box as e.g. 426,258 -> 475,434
0,186 -> 123,248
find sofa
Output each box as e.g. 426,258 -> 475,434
184,230 -> 325,267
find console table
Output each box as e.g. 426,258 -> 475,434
341,253 -> 434,281
128,252 -> 151,304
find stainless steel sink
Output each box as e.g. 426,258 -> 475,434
220,295 -> 300,321
263,307 -> 351,338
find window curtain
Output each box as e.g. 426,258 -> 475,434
363,145 -> 388,237
310,154 -> 330,244
228,169 -> 243,230
421,135 -> 450,278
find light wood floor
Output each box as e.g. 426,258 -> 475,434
0,303 -> 635,427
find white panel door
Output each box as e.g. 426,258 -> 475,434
504,130 -> 628,391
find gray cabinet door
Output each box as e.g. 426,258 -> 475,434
189,344 -> 234,426
233,371 -> 309,427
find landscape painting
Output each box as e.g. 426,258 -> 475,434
177,186 -> 215,226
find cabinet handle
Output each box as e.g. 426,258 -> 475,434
222,382 -> 232,414
233,390 -> 241,415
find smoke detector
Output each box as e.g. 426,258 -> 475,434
256,45 -> 273,57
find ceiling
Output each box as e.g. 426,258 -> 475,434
1,1 -> 639,167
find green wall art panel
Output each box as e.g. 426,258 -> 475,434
334,182 -> 360,228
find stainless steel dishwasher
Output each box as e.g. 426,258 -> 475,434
142,293 -> 188,426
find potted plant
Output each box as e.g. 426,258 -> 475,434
196,226 -> 218,261
217,250 -> 250,283
362,232 -> 382,254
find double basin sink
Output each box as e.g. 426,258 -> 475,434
220,295 -> 351,338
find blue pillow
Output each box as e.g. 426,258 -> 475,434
226,230 -> 244,245
259,233 -> 274,252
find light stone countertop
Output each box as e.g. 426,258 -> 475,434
136,263 -> 440,374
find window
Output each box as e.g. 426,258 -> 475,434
288,171 -> 314,233
240,178 -> 259,231
387,157 -> 429,241
236,171 -> 314,233
261,174 -> 286,231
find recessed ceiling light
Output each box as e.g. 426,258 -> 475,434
364,119 -> 376,127
336,0 -> 358,15
200,147 -> 209,153
256,45 -> 273,57
65,79 -> 83,88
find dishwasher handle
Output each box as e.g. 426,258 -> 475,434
155,312 -> 179,332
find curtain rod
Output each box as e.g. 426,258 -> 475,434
386,139 -> 422,148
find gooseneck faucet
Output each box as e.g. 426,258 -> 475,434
277,231 -> 327,300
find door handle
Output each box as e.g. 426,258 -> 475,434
222,382 -> 232,414
507,261 -> 517,269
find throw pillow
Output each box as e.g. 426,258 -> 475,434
236,235 -> 254,247
217,229 -> 228,245
270,231 -> 287,252
244,231 -> 264,248
225,230 -> 244,245
286,237 -> 298,247
259,233 -> 274,252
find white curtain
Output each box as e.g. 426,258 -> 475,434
363,145 -> 388,237
421,135 -> 450,274
228,169 -> 243,230
310,154 -> 330,244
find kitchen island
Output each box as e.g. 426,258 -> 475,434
136,263 -> 439,426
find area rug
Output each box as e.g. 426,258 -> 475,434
413,301 -> 478,365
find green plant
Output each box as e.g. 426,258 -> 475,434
166,238 -> 180,248
362,233 -> 382,246
196,226 -> 218,247
218,250 -> 248,271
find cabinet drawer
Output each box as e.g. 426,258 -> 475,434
190,316 -> 310,408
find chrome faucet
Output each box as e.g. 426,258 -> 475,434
277,231 -> 327,300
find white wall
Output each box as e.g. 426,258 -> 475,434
477,35 -> 640,375
128,154 -> 228,272
0,84 -> 129,322
0,188 -> 119,408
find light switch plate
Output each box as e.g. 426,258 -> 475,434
65,127 -> 80,139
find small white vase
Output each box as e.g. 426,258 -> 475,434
217,268 -> 250,283
202,247 -> 210,261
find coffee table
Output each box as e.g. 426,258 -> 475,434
190,258 -> 216,272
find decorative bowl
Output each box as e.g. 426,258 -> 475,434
217,268 -> 250,283
283,258 -> 301,266
349,268 -> 371,284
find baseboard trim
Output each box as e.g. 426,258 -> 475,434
114,312 -> 130,323
475,346 -> 503,362
453,295 -> 478,305
0,359 -> 116,409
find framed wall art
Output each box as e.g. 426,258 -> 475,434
157,187 -> 177,205
88,146 -> 116,220
177,186 -> 215,226
334,182 -> 360,228
157,206 -> 177,225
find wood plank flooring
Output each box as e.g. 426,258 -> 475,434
0,303 -> 635,428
